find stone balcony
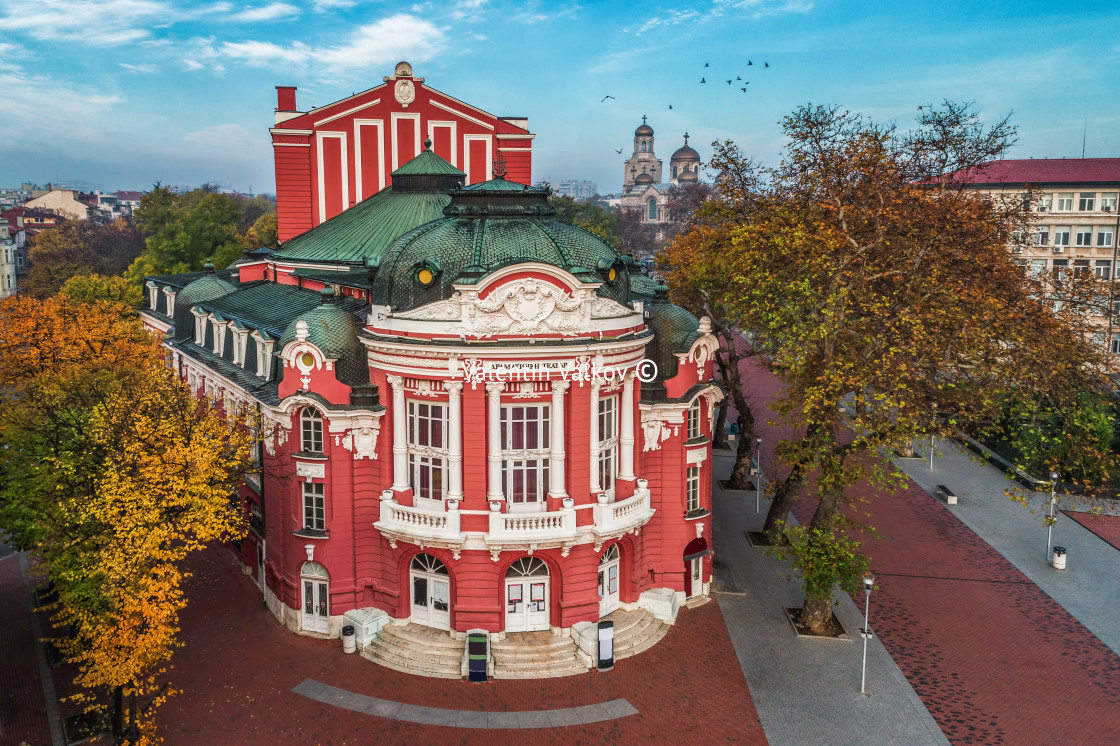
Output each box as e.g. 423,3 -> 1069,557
593,482 -> 655,543
374,491 -> 465,555
486,506 -> 578,552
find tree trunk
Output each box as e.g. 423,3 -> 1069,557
711,330 -> 756,490
727,417 -> 755,489
111,686 -> 124,743
799,488 -> 844,636
712,398 -> 730,449
124,690 -> 139,744
762,463 -> 806,537
900,438 -> 914,458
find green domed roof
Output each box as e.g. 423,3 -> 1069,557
278,288 -> 368,386
643,286 -> 701,382
174,267 -> 237,337
370,179 -> 629,314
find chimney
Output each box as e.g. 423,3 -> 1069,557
276,86 -> 297,112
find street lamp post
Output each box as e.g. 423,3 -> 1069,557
1046,470 -> 1059,563
859,575 -> 875,695
754,437 -> 762,514
929,403 -> 937,471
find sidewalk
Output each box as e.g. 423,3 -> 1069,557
893,437 -> 1120,656
0,552 -> 53,746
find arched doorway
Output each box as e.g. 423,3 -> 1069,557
598,544 -> 621,617
683,538 -> 709,598
300,561 -> 330,634
409,553 -> 451,630
505,557 -> 550,632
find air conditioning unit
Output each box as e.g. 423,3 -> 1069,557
1053,246 -> 1065,254
1105,206 -> 1113,212
1012,247 -> 1023,254
1038,206 -> 1048,212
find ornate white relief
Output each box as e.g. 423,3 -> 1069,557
398,296 -> 462,321
466,280 -> 585,337
368,350 -> 450,370
412,380 -> 437,397
295,320 -> 309,342
351,426 -> 380,460
686,447 -> 707,466
512,382 -> 537,399
394,78 -> 415,107
641,418 -> 672,451
590,296 -> 632,319
295,461 -> 325,482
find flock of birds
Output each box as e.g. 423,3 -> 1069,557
600,60 -> 774,154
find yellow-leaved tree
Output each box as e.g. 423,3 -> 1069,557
0,293 -> 255,744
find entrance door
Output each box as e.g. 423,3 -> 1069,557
409,554 -> 451,630
505,557 -> 550,632
687,556 -> 702,598
598,544 -> 620,617
300,562 -> 329,634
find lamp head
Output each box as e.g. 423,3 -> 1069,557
756,437 -> 762,445
863,576 -> 874,592
1050,471 -> 1059,482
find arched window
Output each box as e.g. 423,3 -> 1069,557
301,408 -> 323,453
506,557 -> 549,577
648,198 -> 657,220
672,165 -> 677,179
641,141 -> 646,152
687,399 -> 702,439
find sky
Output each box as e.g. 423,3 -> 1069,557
1,0 -> 1118,195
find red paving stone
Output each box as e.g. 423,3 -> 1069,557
0,554 -> 52,746
1062,510 -> 1120,552
733,355 -> 1120,745
152,547 -> 767,745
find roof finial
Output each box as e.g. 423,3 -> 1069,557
493,155 -> 507,180
424,137 -> 432,151
683,132 -> 689,146
642,115 -> 647,125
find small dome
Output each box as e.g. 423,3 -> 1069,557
644,290 -> 701,382
278,292 -> 368,386
671,133 -> 700,163
635,172 -> 654,185
678,169 -> 699,183
174,269 -> 237,338
635,116 -> 654,137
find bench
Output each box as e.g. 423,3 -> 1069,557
935,484 -> 957,505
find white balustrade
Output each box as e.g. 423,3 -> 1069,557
488,507 -> 577,543
374,497 -> 462,543
593,486 -> 655,537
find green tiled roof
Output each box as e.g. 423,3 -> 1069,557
643,300 -> 700,382
460,178 -> 538,192
391,149 -> 465,177
630,274 -> 662,300
291,267 -> 373,290
197,282 -> 362,340
273,189 -> 451,264
278,290 -> 369,386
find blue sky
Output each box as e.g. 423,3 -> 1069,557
1,0 -> 1118,194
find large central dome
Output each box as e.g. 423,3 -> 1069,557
370,179 -> 630,314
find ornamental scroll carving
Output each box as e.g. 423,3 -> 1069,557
641,418 -> 672,451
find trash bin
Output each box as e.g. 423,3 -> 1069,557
597,620 -> 614,672
1052,546 -> 1067,570
467,631 -> 489,682
342,624 -> 356,654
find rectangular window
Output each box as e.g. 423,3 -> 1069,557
1030,259 -> 1047,277
1076,228 -> 1093,247
1037,194 -> 1053,212
1073,259 -> 1090,278
597,396 -> 618,495
686,466 -> 700,513
687,401 -> 701,440
302,482 -> 325,532
1099,228 -> 1115,247
1051,258 -> 1069,279
1101,193 -> 1118,212
1057,193 -> 1074,211
407,401 -> 448,503
1095,260 -> 1112,280
500,404 -> 550,506
1054,227 -> 1071,246
1033,227 -> 1050,246
1113,336 -> 1120,355
1079,193 -> 1095,211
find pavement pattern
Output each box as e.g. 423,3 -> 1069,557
0,552 -> 53,746
1063,510 -> 1120,552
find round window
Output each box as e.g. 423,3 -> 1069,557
607,266 -> 618,283
417,268 -> 434,286
300,352 -> 315,368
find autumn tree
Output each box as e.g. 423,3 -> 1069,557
665,102 -> 1114,634
59,273 -> 144,307
23,218 -> 146,298
0,294 -> 254,743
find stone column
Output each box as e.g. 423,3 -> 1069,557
387,375 -> 408,491
549,380 -> 569,497
486,382 -> 505,501
620,372 -> 635,481
443,381 -> 464,502
589,380 -> 601,493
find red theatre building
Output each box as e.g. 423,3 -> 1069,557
272,60 -> 534,242
141,63 -> 721,677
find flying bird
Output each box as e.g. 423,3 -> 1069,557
668,104 -> 673,109
736,76 -> 741,81
726,79 -> 732,85
614,147 -> 623,154
747,60 -> 753,66
600,95 -> 614,102
700,77 -> 706,83
704,62 -> 709,67
741,87 -> 747,92
764,62 -> 770,68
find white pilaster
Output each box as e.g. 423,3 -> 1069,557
387,375 -> 408,491
589,381 -> 601,493
444,381 -> 464,501
486,382 -> 505,501
549,380 -> 569,497
620,372 -> 635,481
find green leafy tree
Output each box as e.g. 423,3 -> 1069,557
23,219 -> 146,298
127,188 -> 246,284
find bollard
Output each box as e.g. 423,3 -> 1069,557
1052,546 -> 1067,570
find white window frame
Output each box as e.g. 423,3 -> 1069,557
302,482 -> 325,532
1057,193 -> 1074,211
500,403 -> 551,510
1033,227 -> 1050,246
251,330 -> 275,379
687,400 -> 702,440
1094,260 -> 1111,280
1101,193 -> 1117,212
191,308 -> 207,345
1079,193 -> 1095,211
1076,227 -> 1093,247
407,400 -> 449,506
146,281 -> 158,310
210,315 -> 228,357
1099,228 -> 1115,248
1054,227 -> 1071,246
231,327 -> 249,366
686,466 -> 701,512
598,396 -> 619,497
301,408 -> 323,453
163,287 -> 177,317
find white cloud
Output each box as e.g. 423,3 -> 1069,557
713,0 -> 814,17
313,0 -> 357,9
225,3 -> 301,22
119,62 -> 159,73
0,64 -> 122,145
219,14 -> 444,75
0,0 -> 169,45
183,123 -> 262,150
627,8 -> 700,35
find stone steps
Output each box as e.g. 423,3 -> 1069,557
492,631 -> 588,679
361,623 -> 464,679
602,609 -> 670,661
